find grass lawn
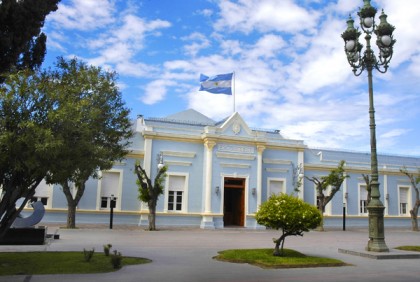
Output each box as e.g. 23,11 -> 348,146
395,246 -> 420,252
214,248 -> 347,269
0,252 -> 151,275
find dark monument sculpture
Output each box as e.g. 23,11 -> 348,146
0,201 -> 48,245
12,201 -> 45,228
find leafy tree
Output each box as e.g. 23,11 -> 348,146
0,0 -> 60,80
0,57 -> 132,235
255,193 -> 321,256
399,166 -> 420,231
135,161 -> 167,231
45,57 -> 133,229
306,160 -> 349,231
0,69 -> 61,237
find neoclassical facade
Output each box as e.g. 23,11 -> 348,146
33,109 -> 420,229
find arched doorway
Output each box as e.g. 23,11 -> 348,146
223,177 -> 245,227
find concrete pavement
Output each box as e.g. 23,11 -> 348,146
0,225 -> 420,282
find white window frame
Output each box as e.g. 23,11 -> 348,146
164,172 -> 189,213
97,169 -> 123,211
267,178 -> 286,197
168,190 -> 183,211
359,184 -> 369,216
398,185 -> 411,216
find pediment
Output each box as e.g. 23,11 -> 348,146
216,112 -> 253,137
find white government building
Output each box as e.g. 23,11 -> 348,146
31,109 -> 419,229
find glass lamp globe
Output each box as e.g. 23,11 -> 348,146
381,35 -> 392,46
363,17 -> 373,28
345,40 -> 356,51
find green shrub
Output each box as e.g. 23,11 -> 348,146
256,193 -> 321,256
83,248 -> 95,262
103,244 -> 112,256
110,250 -> 123,269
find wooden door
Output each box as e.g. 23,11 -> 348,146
223,178 -> 245,227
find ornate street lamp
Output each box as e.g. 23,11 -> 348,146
157,152 -> 164,171
341,0 -> 396,252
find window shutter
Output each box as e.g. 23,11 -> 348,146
101,172 -> 119,197
400,188 -> 408,204
169,175 -> 185,192
269,180 -> 283,195
360,186 -> 368,200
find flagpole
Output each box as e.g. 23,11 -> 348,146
233,71 -> 236,113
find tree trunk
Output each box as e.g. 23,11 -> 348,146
61,181 -> 78,229
317,191 -> 325,231
273,237 -> 283,256
317,196 -> 325,231
67,202 -> 77,229
148,200 -> 156,231
411,216 -> 418,232
273,231 -> 287,256
317,214 -> 325,231
410,204 -> 419,231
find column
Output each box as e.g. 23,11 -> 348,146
256,145 -> 265,210
297,150 -> 305,199
139,137 -> 153,226
201,140 -> 216,229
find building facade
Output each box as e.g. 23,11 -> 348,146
32,109 -> 420,229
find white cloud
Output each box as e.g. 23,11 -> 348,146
142,79 -> 177,105
332,0 -> 359,15
46,0 -> 171,78
96,15 -> 170,76
246,34 -> 286,59
215,0 -> 321,34
48,0 -> 115,30
380,128 -> 409,139
181,32 -> 211,57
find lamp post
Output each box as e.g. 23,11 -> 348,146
343,202 -> 346,231
109,194 -> 116,229
341,0 -> 395,252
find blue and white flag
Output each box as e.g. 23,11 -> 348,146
199,73 -> 233,95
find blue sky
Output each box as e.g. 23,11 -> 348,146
42,0 -> 420,156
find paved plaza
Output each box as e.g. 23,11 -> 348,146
0,225 -> 420,282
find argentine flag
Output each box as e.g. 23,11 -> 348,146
199,73 -> 233,95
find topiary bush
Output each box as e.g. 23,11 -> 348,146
255,193 -> 321,256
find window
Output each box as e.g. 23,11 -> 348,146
360,185 -> 368,215
268,179 -> 285,196
27,197 -> 48,207
360,200 -> 368,214
101,197 -> 108,208
399,187 -> 409,215
99,171 -> 120,209
400,203 -> 407,214
168,191 -> 183,211
167,175 -> 186,212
